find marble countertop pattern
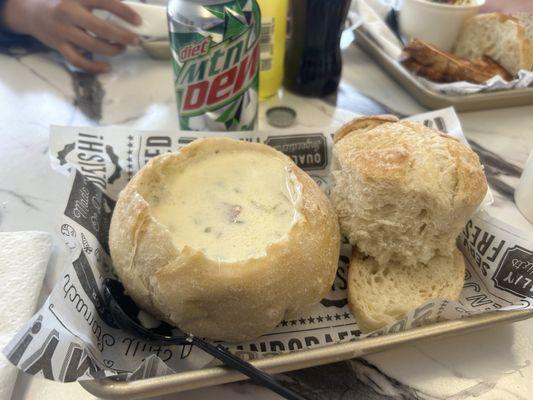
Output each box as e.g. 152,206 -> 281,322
0,40 -> 532,400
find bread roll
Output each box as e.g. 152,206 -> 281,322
331,116 -> 487,267
454,13 -> 533,74
109,137 -> 340,342
348,248 -> 465,332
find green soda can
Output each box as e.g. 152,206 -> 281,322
167,0 -> 261,131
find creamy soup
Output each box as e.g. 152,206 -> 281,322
147,150 -> 301,261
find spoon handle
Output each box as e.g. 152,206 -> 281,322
191,337 -> 307,400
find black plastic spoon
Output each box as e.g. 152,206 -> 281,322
103,279 -> 307,400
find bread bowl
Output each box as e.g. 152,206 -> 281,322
109,137 -> 340,342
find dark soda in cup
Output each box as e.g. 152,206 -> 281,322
284,0 -> 351,97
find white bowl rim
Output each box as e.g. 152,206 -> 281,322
404,0 -> 486,10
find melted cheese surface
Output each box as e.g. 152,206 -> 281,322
148,150 -> 300,261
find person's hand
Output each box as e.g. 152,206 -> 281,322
1,0 -> 142,73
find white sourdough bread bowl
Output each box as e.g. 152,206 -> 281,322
109,137 -> 340,342
330,116 -> 487,267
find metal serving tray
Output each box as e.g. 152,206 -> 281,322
355,30 -> 533,112
81,309 -> 533,399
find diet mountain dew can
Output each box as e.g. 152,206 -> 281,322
167,0 -> 261,131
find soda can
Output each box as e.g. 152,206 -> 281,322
167,0 -> 261,131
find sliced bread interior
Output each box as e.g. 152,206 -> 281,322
454,13 -> 533,75
348,248 -> 465,333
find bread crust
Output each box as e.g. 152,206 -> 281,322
333,115 -> 399,143
402,38 -> 514,83
331,119 -> 487,267
109,137 -> 340,342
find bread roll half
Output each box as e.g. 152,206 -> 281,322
109,137 -> 340,342
331,117 -> 487,267
348,248 -> 465,332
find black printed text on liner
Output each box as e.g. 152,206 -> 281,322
265,134 -> 327,171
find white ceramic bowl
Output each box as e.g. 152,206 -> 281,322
399,0 -> 485,51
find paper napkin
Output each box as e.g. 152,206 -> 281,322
0,232 -> 52,400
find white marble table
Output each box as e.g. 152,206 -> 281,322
1,39 -> 532,400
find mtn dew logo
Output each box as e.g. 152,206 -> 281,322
168,0 -> 261,131
177,29 -> 259,115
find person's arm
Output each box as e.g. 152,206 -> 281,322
0,0 -> 142,73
